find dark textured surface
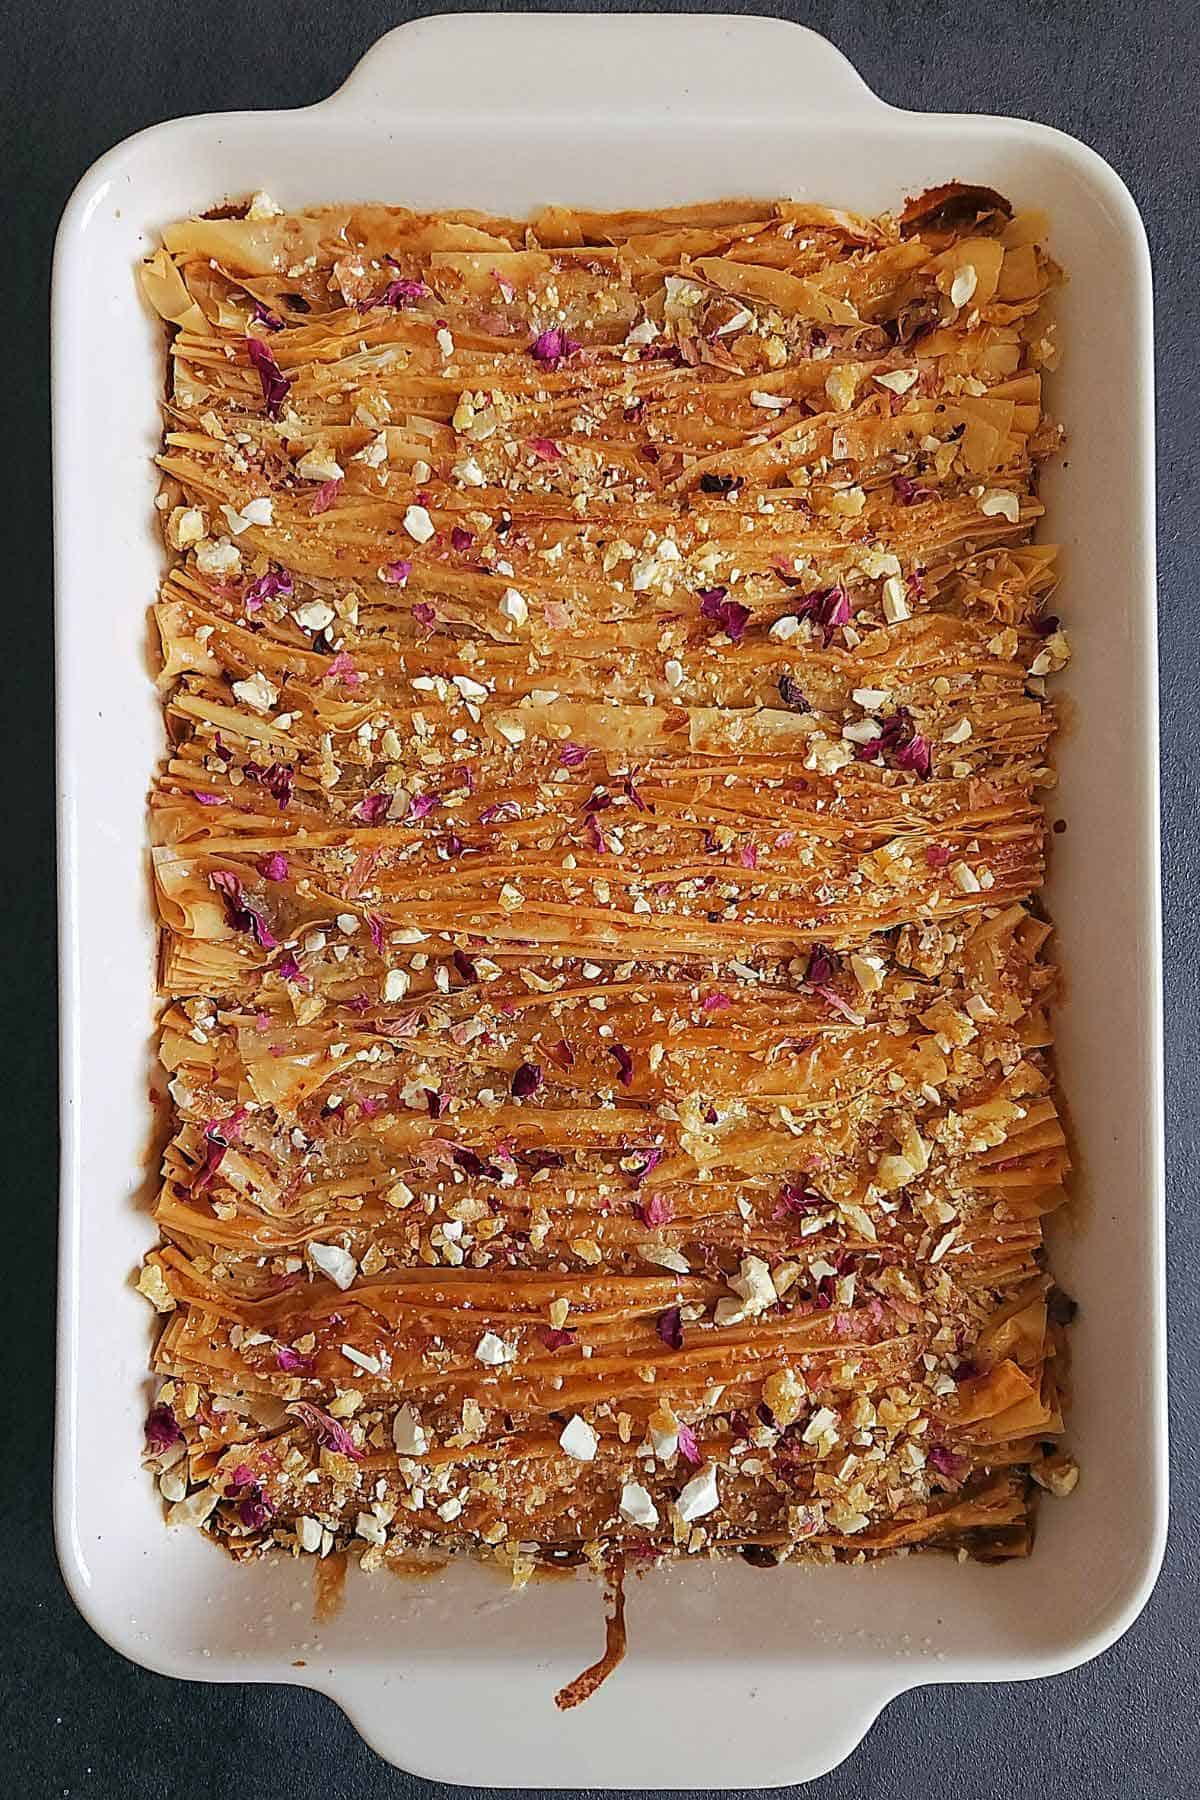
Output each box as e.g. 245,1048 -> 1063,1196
9,1 -> 1197,1794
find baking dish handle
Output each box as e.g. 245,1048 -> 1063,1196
317,1663 -> 906,1788
327,12 -> 885,122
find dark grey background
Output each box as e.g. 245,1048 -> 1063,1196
7,1 -> 1196,1794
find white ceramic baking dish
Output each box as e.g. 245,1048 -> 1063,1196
53,13 -> 1165,1786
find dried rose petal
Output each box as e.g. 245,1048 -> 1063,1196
632,1147 -> 663,1185
310,478 -> 342,516
699,586 -> 751,642
452,1146 -> 489,1179
244,567 -> 293,611
676,1422 -> 701,1465
813,1274 -> 836,1310
609,1043 -> 634,1086
523,1148 -> 565,1173
367,914 -> 385,951
478,799 -> 522,825
622,772 -> 647,813
206,1107 -> 246,1148
773,558 -> 808,587
702,990 -> 731,1012
258,852 -> 289,881
656,1307 -> 684,1351
324,650 -> 360,687
559,742 -> 590,769
413,1137 -> 459,1170
236,1480 -> 275,1530
528,436 -> 563,461
739,843 -> 758,870
512,1062 -> 543,1099
878,707 -> 932,778
194,792 -> 222,806
806,944 -> 839,986
775,1183 -> 823,1218
249,299 -> 284,332
384,277 -> 427,308
408,792 -> 441,822
640,1192 -> 672,1227
452,948 -> 477,983
262,762 -> 295,810
816,984 -> 863,1025
276,1346 -> 315,1375
450,526 -> 474,551
788,583 -> 850,645
144,1402 -> 182,1454
892,473 -> 933,505
245,334 -> 290,418
286,1400 -> 363,1459
812,584 -> 850,641
778,673 -> 809,710
190,1134 -> 227,1193
537,1326 -> 577,1352
412,601 -> 437,629
210,869 -> 277,950
355,793 -> 390,824
893,732 -> 932,777
529,328 -> 579,368
925,843 -> 953,868
380,558 -> 412,586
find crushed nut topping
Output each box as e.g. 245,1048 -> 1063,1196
137,184 -> 1074,1664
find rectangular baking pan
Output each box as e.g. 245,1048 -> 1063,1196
52,13 -> 1165,1785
